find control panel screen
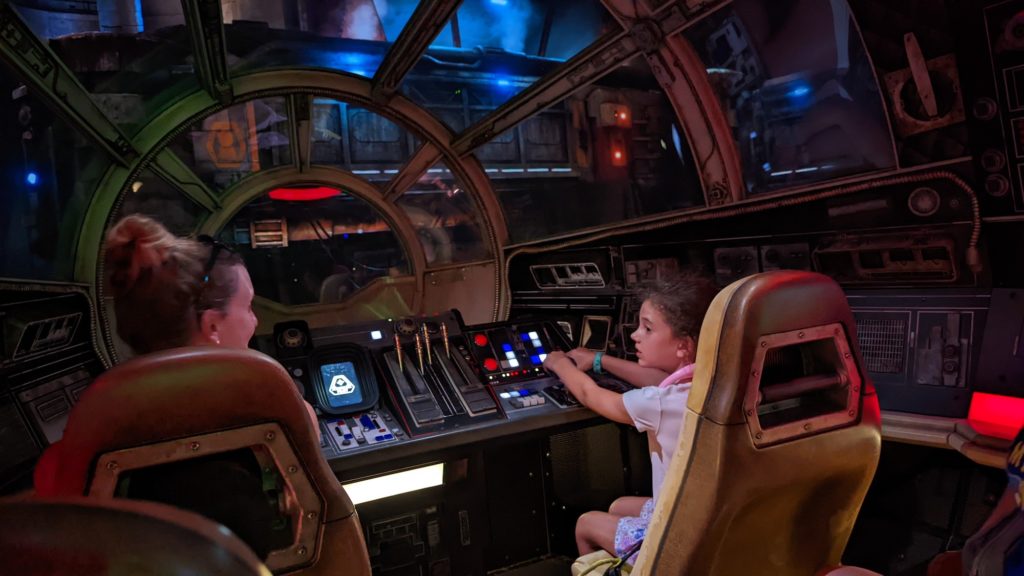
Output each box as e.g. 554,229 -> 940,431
467,324 -> 556,383
319,361 -> 364,409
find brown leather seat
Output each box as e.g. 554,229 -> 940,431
33,347 -> 371,576
0,497 -> 271,575
633,270 -> 882,575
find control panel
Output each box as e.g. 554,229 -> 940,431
254,310 -> 627,463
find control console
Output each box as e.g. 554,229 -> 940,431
254,310 -> 632,464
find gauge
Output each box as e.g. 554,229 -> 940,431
395,318 -> 419,336
279,327 -> 306,349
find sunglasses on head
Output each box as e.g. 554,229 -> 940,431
196,234 -> 237,285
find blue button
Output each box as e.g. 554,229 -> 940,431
520,389 -> 530,396
502,343 -> 513,352
521,333 -> 531,341
344,434 -> 353,440
383,434 -> 394,440
375,435 -> 386,441
531,355 -> 541,364
360,415 -> 373,428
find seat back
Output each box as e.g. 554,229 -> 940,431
0,497 -> 270,575
634,271 -> 881,575
33,347 -> 371,576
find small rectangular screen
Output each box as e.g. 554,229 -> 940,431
319,361 -> 364,409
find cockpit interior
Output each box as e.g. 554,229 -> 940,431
2,0 -> 1024,574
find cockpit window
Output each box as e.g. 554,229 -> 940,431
221,189 -> 410,306
396,162 -> 492,265
492,57 -> 704,244
113,168 -> 207,237
167,97 -> 293,192
683,0 -> 896,194
0,80 -> 110,281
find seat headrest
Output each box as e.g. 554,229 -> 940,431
690,270 -> 866,426
35,348 -> 325,500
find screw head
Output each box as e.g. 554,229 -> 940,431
105,461 -> 118,470
297,546 -> 307,556
265,431 -> 276,441
288,465 -> 299,474
190,442 -> 200,451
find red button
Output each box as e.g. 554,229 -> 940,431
483,358 -> 499,371
474,334 -> 489,347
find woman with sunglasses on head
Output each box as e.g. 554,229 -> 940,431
100,214 -> 319,558
104,214 -> 319,434
105,215 -> 257,353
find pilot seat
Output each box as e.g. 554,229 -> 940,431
573,270 -> 882,575
32,347 -> 371,575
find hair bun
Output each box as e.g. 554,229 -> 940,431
104,215 -> 177,298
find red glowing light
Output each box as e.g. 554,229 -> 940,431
613,151 -> 623,159
473,334 -> 489,347
483,358 -> 499,372
968,392 -> 1024,440
269,186 -> 342,201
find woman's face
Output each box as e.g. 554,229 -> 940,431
199,265 -> 258,348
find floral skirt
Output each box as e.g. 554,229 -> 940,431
614,498 -> 654,559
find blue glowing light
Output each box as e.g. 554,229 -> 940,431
490,0 -> 508,5
762,162 -> 772,172
502,343 -> 513,352
352,70 -> 368,77
26,172 -> 38,186
788,85 -> 811,97
749,131 -> 758,140
343,233 -> 350,239
496,79 -> 511,87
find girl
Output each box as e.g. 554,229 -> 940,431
543,271 -> 718,560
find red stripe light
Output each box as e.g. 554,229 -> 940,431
968,392 -> 1024,440
269,186 -> 341,201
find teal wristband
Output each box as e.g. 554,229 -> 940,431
593,351 -> 604,374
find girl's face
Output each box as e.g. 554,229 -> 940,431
631,299 -> 693,372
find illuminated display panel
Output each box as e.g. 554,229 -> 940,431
319,361 -> 365,410
467,325 -> 556,383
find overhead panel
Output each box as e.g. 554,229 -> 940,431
401,0 -> 609,127
219,0 -> 420,78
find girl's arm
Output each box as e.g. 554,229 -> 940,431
567,348 -> 668,388
543,352 -> 632,425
